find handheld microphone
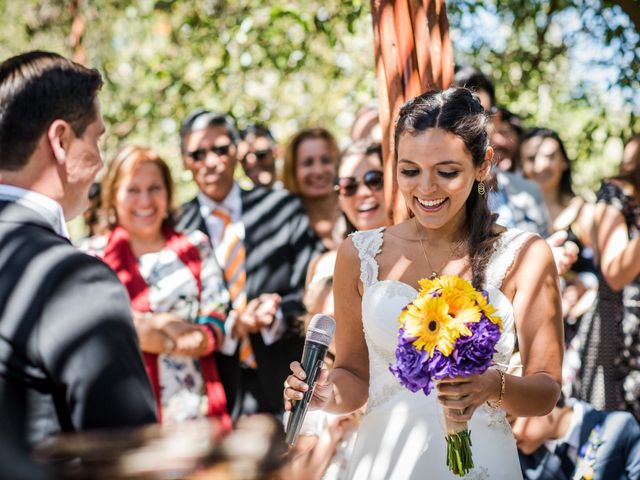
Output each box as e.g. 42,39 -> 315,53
285,314 -> 336,446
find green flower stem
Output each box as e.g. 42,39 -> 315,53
445,430 -> 474,477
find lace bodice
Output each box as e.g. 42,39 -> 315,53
351,227 -> 534,412
348,227 -> 529,479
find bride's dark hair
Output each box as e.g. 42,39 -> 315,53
394,87 -> 499,288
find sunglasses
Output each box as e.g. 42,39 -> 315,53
187,144 -> 232,162
242,149 -> 272,162
335,170 -> 384,197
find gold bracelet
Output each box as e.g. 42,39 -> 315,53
486,369 -> 506,410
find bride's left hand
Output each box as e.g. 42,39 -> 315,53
436,369 -> 502,422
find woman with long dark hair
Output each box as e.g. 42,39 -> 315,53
284,88 -> 563,478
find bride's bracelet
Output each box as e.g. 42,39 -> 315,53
486,369 -> 506,410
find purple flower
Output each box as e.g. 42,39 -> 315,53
390,311 -> 501,397
446,318 -> 501,377
389,329 -> 431,392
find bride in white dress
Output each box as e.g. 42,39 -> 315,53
284,88 -> 564,479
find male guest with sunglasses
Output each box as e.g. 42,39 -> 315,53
175,110 -> 322,420
238,124 -> 281,189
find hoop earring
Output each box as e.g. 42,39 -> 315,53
477,181 -> 486,196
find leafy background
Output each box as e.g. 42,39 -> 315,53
0,0 -> 637,213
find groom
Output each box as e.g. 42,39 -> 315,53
0,51 -> 156,478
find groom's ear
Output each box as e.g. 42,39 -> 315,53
477,147 -> 494,181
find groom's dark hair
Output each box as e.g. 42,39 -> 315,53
394,87 -> 499,288
0,50 -> 103,171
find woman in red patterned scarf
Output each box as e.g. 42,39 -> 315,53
82,146 -> 231,428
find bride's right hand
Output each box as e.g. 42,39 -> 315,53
284,361 -> 332,412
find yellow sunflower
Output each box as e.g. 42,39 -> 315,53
417,277 -> 436,294
401,295 -> 467,358
433,276 -> 478,298
439,275 -> 503,330
480,302 -> 503,330
440,288 -> 479,319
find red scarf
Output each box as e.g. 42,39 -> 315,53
102,225 -> 202,310
102,225 -> 230,429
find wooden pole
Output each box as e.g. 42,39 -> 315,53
69,0 -> 87,65
370,0 -> 454,223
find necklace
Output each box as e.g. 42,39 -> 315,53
413,217 -> 466,280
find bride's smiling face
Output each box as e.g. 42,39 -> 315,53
396,128 -> 490,231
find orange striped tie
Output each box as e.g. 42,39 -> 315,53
212,208 -> 256,369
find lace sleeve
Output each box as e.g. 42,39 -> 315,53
349,227 -> 385,288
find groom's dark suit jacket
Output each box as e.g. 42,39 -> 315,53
519,401 -> 640,480
176,186 -> 323,416
0,200 -> 157,477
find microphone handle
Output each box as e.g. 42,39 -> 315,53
285,341 -> 328,446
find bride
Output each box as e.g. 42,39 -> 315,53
284,88 -> 563,479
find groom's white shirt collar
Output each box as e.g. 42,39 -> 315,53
0,184 -> 69,239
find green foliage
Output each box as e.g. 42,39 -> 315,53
0,0 -> 375,204
0,0 -> 637,201
448,0 -> 639,194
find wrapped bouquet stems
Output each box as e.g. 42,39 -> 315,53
389,276 -> 503,477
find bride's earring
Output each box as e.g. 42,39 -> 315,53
477,181 -> 486,196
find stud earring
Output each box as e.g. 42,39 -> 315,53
477,181 -> 486,196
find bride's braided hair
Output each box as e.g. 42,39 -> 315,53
394,87 -> 499,289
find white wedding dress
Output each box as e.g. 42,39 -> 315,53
346,227 -> 532,480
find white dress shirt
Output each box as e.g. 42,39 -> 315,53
545,399 -> 583,462
197,184 -> 285,355
0,184 -> 69,239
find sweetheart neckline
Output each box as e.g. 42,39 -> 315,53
371,278 -> 419,294
367,278 -> 512,305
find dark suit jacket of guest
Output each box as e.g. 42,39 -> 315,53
0,200 -> 157,471
520,401 -> 640,480
176,187 -> 323,417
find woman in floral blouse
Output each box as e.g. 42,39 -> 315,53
83,146 -> 231,428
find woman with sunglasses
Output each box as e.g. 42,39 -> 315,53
291,141 -> 387,479
306,141 -> 387,287
336,141 -> 387,234
283,127 -> 343,251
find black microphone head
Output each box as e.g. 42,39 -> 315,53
306,314 -> 335,347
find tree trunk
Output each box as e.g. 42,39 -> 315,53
370,0 -> 454,224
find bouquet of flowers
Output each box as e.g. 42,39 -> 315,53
389,275 -> 503,477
